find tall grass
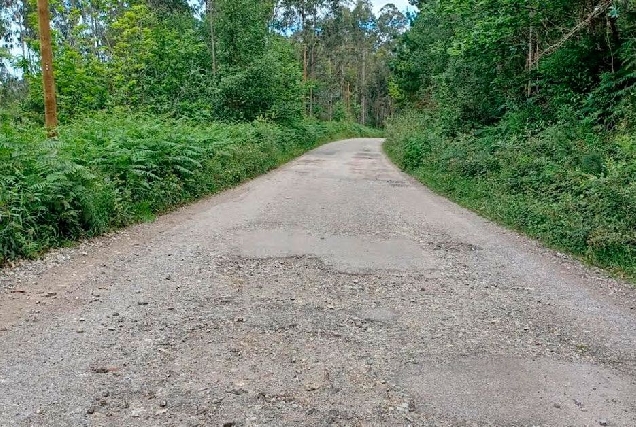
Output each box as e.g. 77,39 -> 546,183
385,111 -> 636,280
1,113 -> 378,264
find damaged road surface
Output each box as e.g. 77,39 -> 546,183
1,139 -> 635,426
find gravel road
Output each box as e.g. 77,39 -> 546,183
1,138 -> 635,427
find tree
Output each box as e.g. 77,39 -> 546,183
214,0 -> 274,68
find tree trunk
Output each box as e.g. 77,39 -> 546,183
361,49 -> 367,125
309,42 -> 314,116
346,81 -> 350,116
527,25 -> 533,97
207,0 -> 217,77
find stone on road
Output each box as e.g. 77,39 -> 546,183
1,139 -> 635,426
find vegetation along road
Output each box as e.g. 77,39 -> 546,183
1,138 -> 635,426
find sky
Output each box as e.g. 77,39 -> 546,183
371,0 -> 414,14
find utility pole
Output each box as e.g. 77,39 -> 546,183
37,0 -> 57,134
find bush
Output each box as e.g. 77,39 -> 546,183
0,113 -> 378,264
215,43 -> 304,123
385,112 -> 636,279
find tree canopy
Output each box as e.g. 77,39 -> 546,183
1,0 -> 408,127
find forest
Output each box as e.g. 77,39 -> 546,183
1,0 -> 635,278
386,0 -> 636,278
1,0 -> 407,125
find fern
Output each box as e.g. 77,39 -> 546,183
0,112 -> 376,264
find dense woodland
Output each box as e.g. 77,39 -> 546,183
1,0 -> 636,278
1,0 -> 407,125
387,0 -> 636,277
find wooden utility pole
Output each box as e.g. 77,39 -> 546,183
37,0 -> 58,133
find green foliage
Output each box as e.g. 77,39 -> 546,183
385,0 -> 636,281
391,1 -> 636,129
214,0 -> 274,68
108,5 -> 215,117
54,44 -> 109,120
216,39 -> 304,123
385,113 -> 636,279
3,0 -> 402,128
0,114 -> 377,264
9,0 -> 303,124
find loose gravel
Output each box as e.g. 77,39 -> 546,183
0,138 -> 635,426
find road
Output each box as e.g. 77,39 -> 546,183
1,138 -> 635,426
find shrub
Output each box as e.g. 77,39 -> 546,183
0,113 -> 379,264
385,112 -> 636,279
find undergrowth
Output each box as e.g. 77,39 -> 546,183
385,111 -> 636,280
0,113 -> 379,264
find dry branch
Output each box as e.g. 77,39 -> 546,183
531,0 -> 613,68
